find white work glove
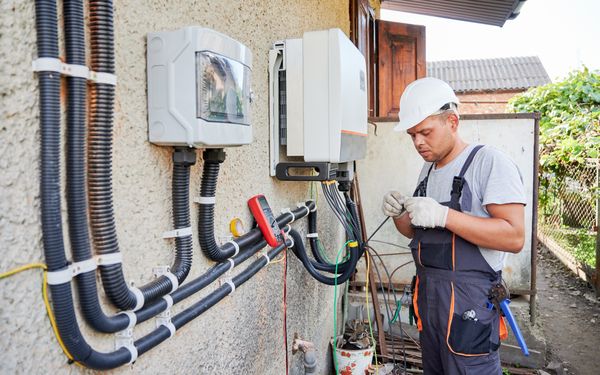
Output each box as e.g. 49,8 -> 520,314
404,197 -> 449,228
382,191 -> 406,217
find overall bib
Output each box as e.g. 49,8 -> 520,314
410,145 -> 502,375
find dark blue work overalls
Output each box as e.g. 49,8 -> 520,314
410,145 -> 502,375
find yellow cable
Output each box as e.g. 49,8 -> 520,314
365,252 -> 379,374
1,263 -> 77,364
269,255 -> 286,264
0,263 -> 47,279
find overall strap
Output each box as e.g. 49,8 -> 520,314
450,145 -> 485,206
413,163 -> 435,197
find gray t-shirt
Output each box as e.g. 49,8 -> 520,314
416,144 -> 526,271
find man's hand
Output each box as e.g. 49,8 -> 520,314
382,191 -> 406,217
404,197 -> 449,228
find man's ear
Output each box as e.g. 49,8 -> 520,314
447,113 -> 459,130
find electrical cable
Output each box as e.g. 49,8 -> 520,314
332,240 -> 353,375
283,247 -> 289,375
0,263 -> 77,364
364,252 -> 379,374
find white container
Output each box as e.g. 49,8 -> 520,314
332,338 -> 374,375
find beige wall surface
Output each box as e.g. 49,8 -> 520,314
0,1 -> 350,374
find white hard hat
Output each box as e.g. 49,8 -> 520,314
393,77 -> 459,132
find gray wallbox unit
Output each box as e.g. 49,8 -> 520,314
147,27 -> 253,148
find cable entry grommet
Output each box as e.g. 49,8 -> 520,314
194,196 -> 216,205
162,226 -> 192,239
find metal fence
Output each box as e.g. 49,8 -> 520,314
538,159 -> 598,277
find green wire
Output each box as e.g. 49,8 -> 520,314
333,240 -> 353,375
390,300 -> 402,324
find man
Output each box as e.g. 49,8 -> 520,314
382,77 -> 526,374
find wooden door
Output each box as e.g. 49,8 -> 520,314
377,21 -> 426,118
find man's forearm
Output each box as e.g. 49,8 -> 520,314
394,212 -> 414,239
445,207 -> 524,252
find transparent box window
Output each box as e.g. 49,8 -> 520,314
196,51 -> 251,125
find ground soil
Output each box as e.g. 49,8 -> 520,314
536,245 -> 600,375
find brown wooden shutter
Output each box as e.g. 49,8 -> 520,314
376,21 -> 426,118
350,0 -> 377,117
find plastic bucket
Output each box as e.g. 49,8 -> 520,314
332,338 -> 374,375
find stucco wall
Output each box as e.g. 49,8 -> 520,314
0,1 -> 351,374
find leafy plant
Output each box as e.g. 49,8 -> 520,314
509,67 -> 599,180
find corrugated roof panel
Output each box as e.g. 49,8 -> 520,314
427,56 -> 551,93
381,0 -> 527,27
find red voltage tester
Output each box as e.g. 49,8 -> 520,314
247,194 -> 285,247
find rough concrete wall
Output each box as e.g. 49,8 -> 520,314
0,1 -> 349,374
457,91 -> 523,114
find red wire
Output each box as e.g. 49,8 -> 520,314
283,248 -> 289,375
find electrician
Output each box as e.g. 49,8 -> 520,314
382,77 -> 526,374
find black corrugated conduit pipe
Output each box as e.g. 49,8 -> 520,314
35,0 -> 131,368
63,0 -> 129,333
72,148 -> 196,332
288,229 -> 359,285
197,148 -> 282,261
87,1 -> 198,311
135,240 -> 291,356
306,210 -> 363,274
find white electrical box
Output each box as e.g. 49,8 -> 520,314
147,27 -> 253,148
269,29 -> 368,179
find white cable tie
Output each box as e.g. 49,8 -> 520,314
122,344 -> 138,364
62,63 -> 90,79
129,286 -> 145,311
227,240 -> 240,257
46,267 -> 73,285
71,258 -> 97,276
296,201 -> 310,216
287,236 -> 295,249
89,70 -> 117,85
162,226 -> 192,239
223,279 -> 236,295
118,311 -> 137,330
31,57 -> 62,73
281,208 -> 296,222
162,272 -> 179,293
194,196 -> 216,205
306,232 -> 318,238
162,295 -> 174,310
262,252 -> 270,265
96,252 -> 123,266
283,225 -> 291,235
227,258 -> 235,271
161,321 -> 176,338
